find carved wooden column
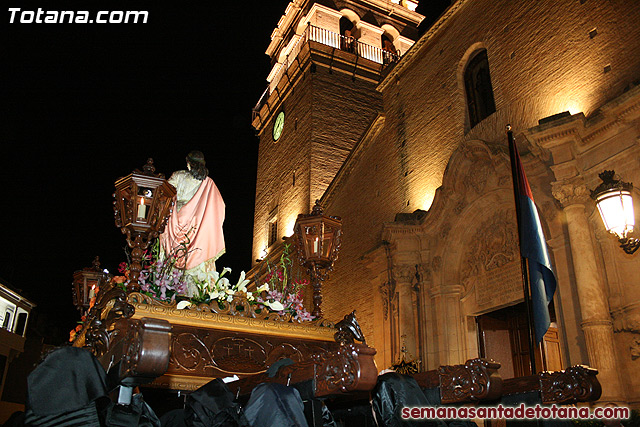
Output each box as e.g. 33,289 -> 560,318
552,182 -> 625,404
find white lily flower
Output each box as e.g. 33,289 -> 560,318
257,283 -> 269,293
209,270 -> 220,283
209,290 -> 219,300
236,271 -> 250,289
226,294 -> 234,302
266,300 -> 284,311
196,271 -> 207,282
219,277 -> 230,289
247,294 -> 255,301
222,267 -> 232,276
176,301 -> 192,310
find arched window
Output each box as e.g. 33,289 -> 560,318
340,17 -> 356,52
381,34 -> 398,64
464,50 -> 496,128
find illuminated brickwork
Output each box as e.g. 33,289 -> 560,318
252,0 -> 640,406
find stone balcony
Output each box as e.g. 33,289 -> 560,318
252,24 -> 401,129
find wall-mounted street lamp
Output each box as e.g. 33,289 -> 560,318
293,201 -> 342,318
113,159 -> 176,291
590,170 -> 638,255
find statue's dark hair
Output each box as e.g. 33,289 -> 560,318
186,150 -> 208,180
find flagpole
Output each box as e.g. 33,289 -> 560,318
506,125 -> 538,376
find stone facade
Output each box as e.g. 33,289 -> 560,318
251,0 -> 421,263
252,0 -> 640,406
252,67 -> 384,262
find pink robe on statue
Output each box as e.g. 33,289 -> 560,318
161,176 -> 225,270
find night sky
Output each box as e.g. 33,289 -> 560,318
3,0 -> 439,342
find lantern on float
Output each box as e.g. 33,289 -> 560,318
72,256 -> 107,314
113,158 -> 176,291
293,201 -> 342,318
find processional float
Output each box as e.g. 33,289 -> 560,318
71,159 -> 602,423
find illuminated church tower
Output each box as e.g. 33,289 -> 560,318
251,0 -> 423,262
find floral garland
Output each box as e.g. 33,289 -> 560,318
134,238 -> 188,302
70,239 -> 315,342
177,244 -> 314,322
108,240 -> 314,321
253,243 -> 314,322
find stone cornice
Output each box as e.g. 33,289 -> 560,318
266,1 -> 305,58
581,119 -> 620,145
581,98 -> 640,145
359,0 -> 423,23
534,128 -> 582,148
383,223 -> 424,235
524,115 -> 585,150
526,86 -> 640,152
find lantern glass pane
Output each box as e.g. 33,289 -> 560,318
305,234 -> 318,258
596,190 -> 634,237
313,236 -> 321,256
322,235 -> 333,258
83,277 -> 88,305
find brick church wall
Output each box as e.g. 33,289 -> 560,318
319,0 -> 640,360
310,69 -> 383,205
253,73 -> 313,262
253,66 -> 383,262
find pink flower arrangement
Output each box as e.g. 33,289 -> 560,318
255,244 -> 314,321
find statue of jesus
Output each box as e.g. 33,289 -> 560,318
160,151 -> 225,294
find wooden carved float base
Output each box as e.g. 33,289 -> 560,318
129,300 -> 361,392
227,343 -> 378,398
73,284 -> 602,407
413,358 -> 503,404
503,365 -> 602,404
